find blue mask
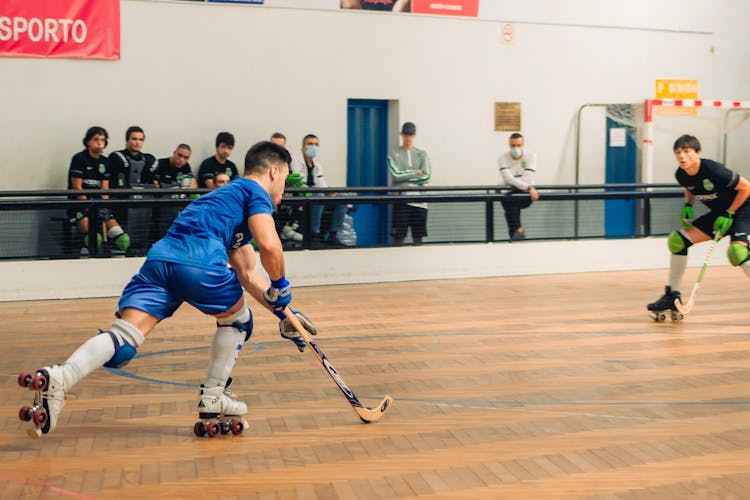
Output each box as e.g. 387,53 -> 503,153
510,148 -> 523,159
305,145 -> 319,158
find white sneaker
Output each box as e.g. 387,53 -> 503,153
198,385 -> 247,417
31,365 -> 66,437
281,224 -> 303,242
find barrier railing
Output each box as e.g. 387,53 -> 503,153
0,184 -> 684,259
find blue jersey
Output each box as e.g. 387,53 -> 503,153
147,178 -> 274,270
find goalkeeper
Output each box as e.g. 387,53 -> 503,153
647,134 -> 750,313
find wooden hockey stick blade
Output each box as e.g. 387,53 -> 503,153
674,294 -> 694,314
283,309 -> 393,423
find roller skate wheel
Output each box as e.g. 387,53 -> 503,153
231,419 -> 245,435
649,311 -> 666,322
193,421 -> 207,437
19,406 -> 33,422
18,372 -> 32,388
32,408 -> 48,427
31,373 -> 48,391
206,422 -> 221,438
671,311 -> 684,321
220,420 -> 232,435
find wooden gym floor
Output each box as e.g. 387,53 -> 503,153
1,267 -> 749,499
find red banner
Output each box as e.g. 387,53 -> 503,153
411,0 -> 479,17
0,0 -> 120,60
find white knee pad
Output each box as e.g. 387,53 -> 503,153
103,319 -> 145,368
217,306 -> 253,341
111,319 -> 145,347
217,306 -> 250,326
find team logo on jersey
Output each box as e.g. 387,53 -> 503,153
703,179 -> 714,191
99,164 -> 106,174
695,193 -> 718,201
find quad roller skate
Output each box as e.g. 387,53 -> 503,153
647,286 -> 684,322
193,383 -> 249,438
17,366 -> 66,439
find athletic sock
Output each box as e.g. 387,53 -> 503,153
62,334 -> 116,389
205,326 -> 245,388
60,319 -> 145,390
668,254 -> 688,292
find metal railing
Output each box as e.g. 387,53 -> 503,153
0,183 -> 684,259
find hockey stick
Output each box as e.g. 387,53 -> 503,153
674,233 -> 722,314
283,309 -> 392,423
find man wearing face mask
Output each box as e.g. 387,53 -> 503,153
498,133 -> 539,241
290,134 -> 347,248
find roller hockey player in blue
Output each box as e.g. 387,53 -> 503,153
18,141 -> 318,438
647,134 -> 750,321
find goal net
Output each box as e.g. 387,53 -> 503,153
578,100 -> 750,185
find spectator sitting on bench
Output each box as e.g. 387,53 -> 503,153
68,126 -> 130,253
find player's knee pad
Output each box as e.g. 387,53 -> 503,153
727,242 -> 750,266
106,225 -> 131,251
101,318 -> 145,368
217,306 -> 253,342
668,231 -> 692,255
82,233 -> 103,249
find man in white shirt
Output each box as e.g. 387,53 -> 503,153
290,134 -> 347,247
498,133 -> 539,241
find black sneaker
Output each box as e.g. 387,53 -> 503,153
510,231 -> 526,242
325,235 -> 347,248
310,234 -> 324,249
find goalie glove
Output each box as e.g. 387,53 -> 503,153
713,210 -> 734,236
680,203 -> 694,229
278,310 -> 318,352
263,277 -> 291,311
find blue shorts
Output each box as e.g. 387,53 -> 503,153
118,260 -> 244,320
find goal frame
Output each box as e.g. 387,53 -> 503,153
643,98 -> 750,184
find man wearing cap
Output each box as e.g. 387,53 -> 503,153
387,122 -> 432,245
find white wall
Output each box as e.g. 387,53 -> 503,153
2,0 -> 749,191
0,238 -> 731,302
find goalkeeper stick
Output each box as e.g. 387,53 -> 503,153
283,309 -> 392,423
674,233 -> 722,314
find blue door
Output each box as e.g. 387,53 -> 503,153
347,99 -> 389,245
605,114 -> 637,236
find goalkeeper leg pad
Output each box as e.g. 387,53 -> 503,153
668,231 -> 692,255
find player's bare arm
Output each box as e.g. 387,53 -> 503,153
684,188 -> 695,205
248,212 -> 285,281
727,176 -> 750,214
228,244 -> 270,307
71,177 -> 86,200
393,0 -> 410,12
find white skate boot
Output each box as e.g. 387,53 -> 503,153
17,365 -> 66,439
194,384 -> 249,438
